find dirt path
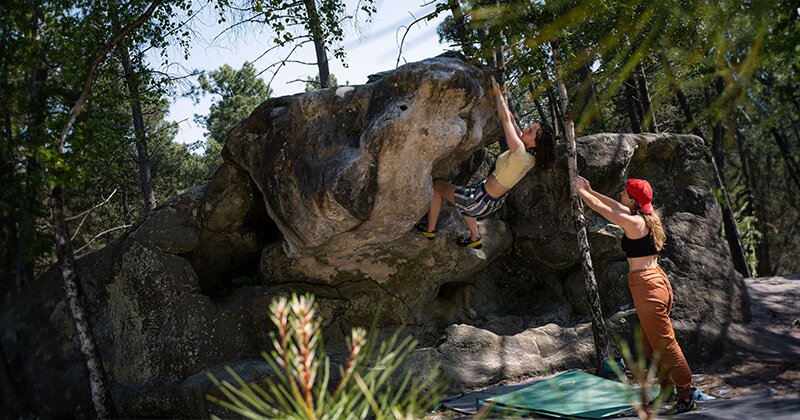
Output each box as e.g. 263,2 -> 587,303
693,275 -> 800,399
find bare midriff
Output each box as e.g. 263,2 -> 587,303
627,255 -> 660,272
484,175 -> 510,199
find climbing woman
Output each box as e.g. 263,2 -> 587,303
415,76 -> 557,249
572,175 -> 698,414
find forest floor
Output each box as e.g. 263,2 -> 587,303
431,275 -> 800,419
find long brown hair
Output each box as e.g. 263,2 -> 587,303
533,122 -> 558,170
634,207 -> 666,251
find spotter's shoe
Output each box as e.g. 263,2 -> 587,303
667,395 -> 698,415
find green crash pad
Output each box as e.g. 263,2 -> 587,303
479,370 -> 658,418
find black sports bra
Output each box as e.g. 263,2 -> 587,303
621,231 -> 660,258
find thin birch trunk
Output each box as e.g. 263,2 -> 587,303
52,184 -> 117,418
551,40 -> 609,372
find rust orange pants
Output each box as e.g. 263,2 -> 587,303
628,267 -> 693,400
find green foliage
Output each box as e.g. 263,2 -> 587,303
304,73 -> 340,92
194,62 -> 272,145
250,0 -> 375,65
207,293 -> 443,419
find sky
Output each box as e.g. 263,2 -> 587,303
150,0 -> 450,146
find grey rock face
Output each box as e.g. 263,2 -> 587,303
503,133 -> 750,329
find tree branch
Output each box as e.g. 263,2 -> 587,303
75,224 -> 134,256
395,10 -> 442,68
57,0 -> 163,152
68,188 -> 118,241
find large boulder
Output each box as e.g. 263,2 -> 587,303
222,54 -> 501,262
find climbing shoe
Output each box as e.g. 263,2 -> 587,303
667,395 -> 698,414
649,385 -> 677,406
414,222 -> 436,240
457,236 -> 482,249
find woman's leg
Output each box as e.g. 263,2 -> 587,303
427,180 -> 457,232
629,270 -> 693,401
462,215 -> 480,241
639,324 -> 675,398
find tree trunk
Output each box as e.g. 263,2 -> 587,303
539,66 -> 564,137
733,128 -> 758,274
119,44 -> 156,212
303,0 -> 330,88
533,97 -> 549,126
624,77 -> 643,133
0,3 -> 16,296
708,113 -> 751,277
0,212 -> 16,298
770,127 -> 800,191
636,63 -> 658,133
665,56 -> 753,277
753,154 -> 772,275
733,129 -> 756,216
0,343 -> 23,417
18,33 -> 49,291
676,89 -> 704,138
494,42 -> 505,86
51,184 -> 117,418
551,40 -> 609,372
575,62 -> 599,129
709,150 -> 752,277
1,61 -> 16,296
447,0 -> 473,56
122,188 -> 131,225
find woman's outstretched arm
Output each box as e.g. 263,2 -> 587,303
573,176 -> 639,228
491,77 -> 524,152
576,176 -> 630,213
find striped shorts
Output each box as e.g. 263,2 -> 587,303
453,180 -> 507,218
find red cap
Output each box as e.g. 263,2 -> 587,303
624,179 -> 654,214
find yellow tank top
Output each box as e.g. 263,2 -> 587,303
492,147 -> 536,189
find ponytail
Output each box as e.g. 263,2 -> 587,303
636,208 -> 665,251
